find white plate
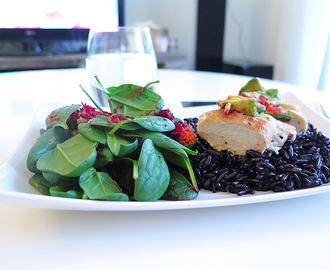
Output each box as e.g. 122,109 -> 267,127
1,93 -> 330,211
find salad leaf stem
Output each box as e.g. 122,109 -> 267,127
144,80 -> 160,89
95,75 -> 110,94
79,84 -> 104,114
183,154 -> 199,192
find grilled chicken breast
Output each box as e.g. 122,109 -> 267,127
197,109 -> 296,156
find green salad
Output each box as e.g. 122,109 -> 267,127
26,78 -> 199,202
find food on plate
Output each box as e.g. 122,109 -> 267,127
26,76 -> 330,200
198,77 -> 307,155
183,77 -> 330,195
186,120 -> 330,196
197,108 -> 296,156
238,78 -> 308,133
27,79 -> 198,202
280,103 -> 308,133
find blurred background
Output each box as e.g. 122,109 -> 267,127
1,0 -> 329,91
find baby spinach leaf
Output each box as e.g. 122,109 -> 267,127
42,171 -> 79,187
90,115 -> 174,135
134,139 -> 170,201
122,130 -> 198,190
159,148 -> 187,168
89,115 -> 112,127
108,116 -> 175,135
89,115 -> 140,130
161,167 -> 198,200
45,104 -> 81,130
106,82 -> 164,116
79,167 -> 129,201
94,145 -> 114,168
49,186 -> 84,199
133,116 -> 174,131
28,174 -> 53,195
109,158 -> 138,196
107,133 -> 138,157
27,127 -> 68,173
36,134 -> 97,177
159,147 -> 199,192
184,141 -> 197,150
97,193 -> 130,201
123,130 -> 197,156
78,122 -> 107,144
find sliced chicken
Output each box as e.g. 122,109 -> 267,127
280,103 -> 308,133
281,103 -> 300,111
197,109 -> 296,156
286,109 -> 308,133
258,113 -> 297,152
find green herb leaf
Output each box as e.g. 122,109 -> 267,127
264,112 -> 293,120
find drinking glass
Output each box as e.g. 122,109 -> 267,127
86,27 -> 158,107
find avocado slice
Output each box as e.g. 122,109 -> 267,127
239,78 -> 281,106
218,97 -> 265,117
239,77 -> 264,94
229,98 -> 259,117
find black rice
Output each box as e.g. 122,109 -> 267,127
184,118 -> 330,196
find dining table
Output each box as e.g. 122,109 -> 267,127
1,67 -> 330,270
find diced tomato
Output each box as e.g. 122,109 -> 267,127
165,121 -> 197,146
258,95 -> 269,106
266,105 -> 284,115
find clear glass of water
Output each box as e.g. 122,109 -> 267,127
86,27 -> 158,107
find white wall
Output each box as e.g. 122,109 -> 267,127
224,0 -> 330,89
223,0 -> 284,66
125,0 -> 283,73
125,0 -> 283,72
125,0 -> 330,89
125,0 -> 198,70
